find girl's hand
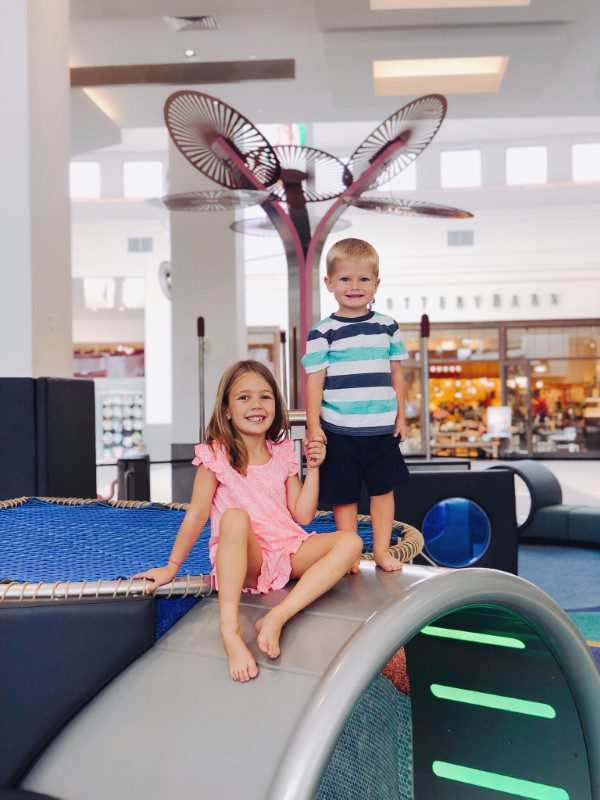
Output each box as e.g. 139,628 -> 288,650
305,439 -> 326,469
132,564 -> 178,594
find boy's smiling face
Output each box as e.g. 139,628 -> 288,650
324,258 -> 380,317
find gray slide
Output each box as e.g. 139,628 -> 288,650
22,564 -> 600,800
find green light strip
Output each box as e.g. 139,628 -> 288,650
430,684 -> 556,718
421,624 -> 525,649
433,761 -> 569,800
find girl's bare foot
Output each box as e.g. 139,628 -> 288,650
219,623 -> 259,682
255,611 -> 284,659
373,549 -> 403,573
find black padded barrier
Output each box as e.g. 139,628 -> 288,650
35,378 -> 96,499
356,469 -> 518,573
0,598 -> 155,788
0,379 -> 37,500
488,461 -> 600,545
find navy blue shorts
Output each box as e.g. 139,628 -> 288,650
318,429 -> 410,506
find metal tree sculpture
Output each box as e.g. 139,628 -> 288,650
163,90 -> 472,405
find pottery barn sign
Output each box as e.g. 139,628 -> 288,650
393,293 -> 560,311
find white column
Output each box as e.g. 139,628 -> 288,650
169,141 -> 247,442
0,0 -> 72,378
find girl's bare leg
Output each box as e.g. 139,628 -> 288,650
255,531 -> 362,658
371,491 -> 402,572
216,508 -> 263,682
333,503 -> 361,573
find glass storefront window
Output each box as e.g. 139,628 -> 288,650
427,328 -> 499,362
396,322 -> 600,458
504,362 -> 529,456
530,359 -> 599,455
402,366 -> 422,455
506,326 -> 600,359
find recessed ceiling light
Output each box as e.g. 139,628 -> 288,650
371,0 -> 530,8
184,49 -> 197,58
373,55 -> 508,95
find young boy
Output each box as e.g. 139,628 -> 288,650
301,238 -> 410,571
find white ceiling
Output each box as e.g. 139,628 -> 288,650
69,0 -> 600,134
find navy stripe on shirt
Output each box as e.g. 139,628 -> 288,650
307,321 -> 398,344
324,372 -> 393,390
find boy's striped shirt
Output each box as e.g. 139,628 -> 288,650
302,310 -> 408,436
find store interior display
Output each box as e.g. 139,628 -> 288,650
99,389 -> 145,463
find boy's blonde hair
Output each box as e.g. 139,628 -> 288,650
325,238 -> 379,278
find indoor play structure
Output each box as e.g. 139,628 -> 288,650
1,499 -> 598,800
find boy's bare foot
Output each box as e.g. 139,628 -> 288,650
373,549 -> 403,573
347,557 -> 361,574
255,611 -> 284,659
219,623 -> 259,682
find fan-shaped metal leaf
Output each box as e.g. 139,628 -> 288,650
151,189 -> 271,212
348,95 -> 446,191
230,216 -> 353,237
268,145 -> 352,202
165,90 -> 280,189
345,193 -> 473,219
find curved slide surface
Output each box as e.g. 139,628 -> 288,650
23,564 -> 600,800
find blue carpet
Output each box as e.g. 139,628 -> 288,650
518,545 -> 600,611
518,544 -> 600,667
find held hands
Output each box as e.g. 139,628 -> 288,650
303,425 -> 327,469
132,563 -> 178,594
304,438 -> 326,469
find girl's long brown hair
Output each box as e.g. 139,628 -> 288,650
205,360 -> 289,475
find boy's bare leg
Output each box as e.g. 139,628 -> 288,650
371,491 -> 402,572
255,531 -> 363,658
216,508 -> 263,682
334,503 -> 361,573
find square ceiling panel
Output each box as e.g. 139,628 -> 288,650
373,56 -> 509,95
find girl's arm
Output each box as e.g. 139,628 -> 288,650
286,441 -> 325,526
133,466 -> 217,592
391,361 -> 407,439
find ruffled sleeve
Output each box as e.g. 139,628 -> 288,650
276,438 -> 299,478
192,442 -> 230,484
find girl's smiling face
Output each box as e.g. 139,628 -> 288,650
225,371 -> 276,437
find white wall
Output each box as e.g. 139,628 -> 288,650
0,0 -> 72,378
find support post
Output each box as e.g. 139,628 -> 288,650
197,316 -> 205,442
420,314 -> 431,460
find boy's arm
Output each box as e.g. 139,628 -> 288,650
391,361 -> 407,440
306,369 -> 327,443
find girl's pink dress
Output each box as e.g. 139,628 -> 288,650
192,438 -> 315,594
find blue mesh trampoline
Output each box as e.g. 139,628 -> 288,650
0,497 -> 424,638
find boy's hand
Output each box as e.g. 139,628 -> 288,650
306,425 -> 327,444
394,417 -> 407,442
304,439 -> 326,469
303,425 -> 327,460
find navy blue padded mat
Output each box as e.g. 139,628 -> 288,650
0,499 -> 384,638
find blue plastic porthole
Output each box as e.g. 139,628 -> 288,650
422,497 -> 491,567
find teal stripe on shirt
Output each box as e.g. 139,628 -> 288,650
302,350 -> 329,368
329,346 -> 390,363
390,341 -> 408,356
322,398 -> 398,416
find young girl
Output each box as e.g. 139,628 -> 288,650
134,360 -> 363,683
